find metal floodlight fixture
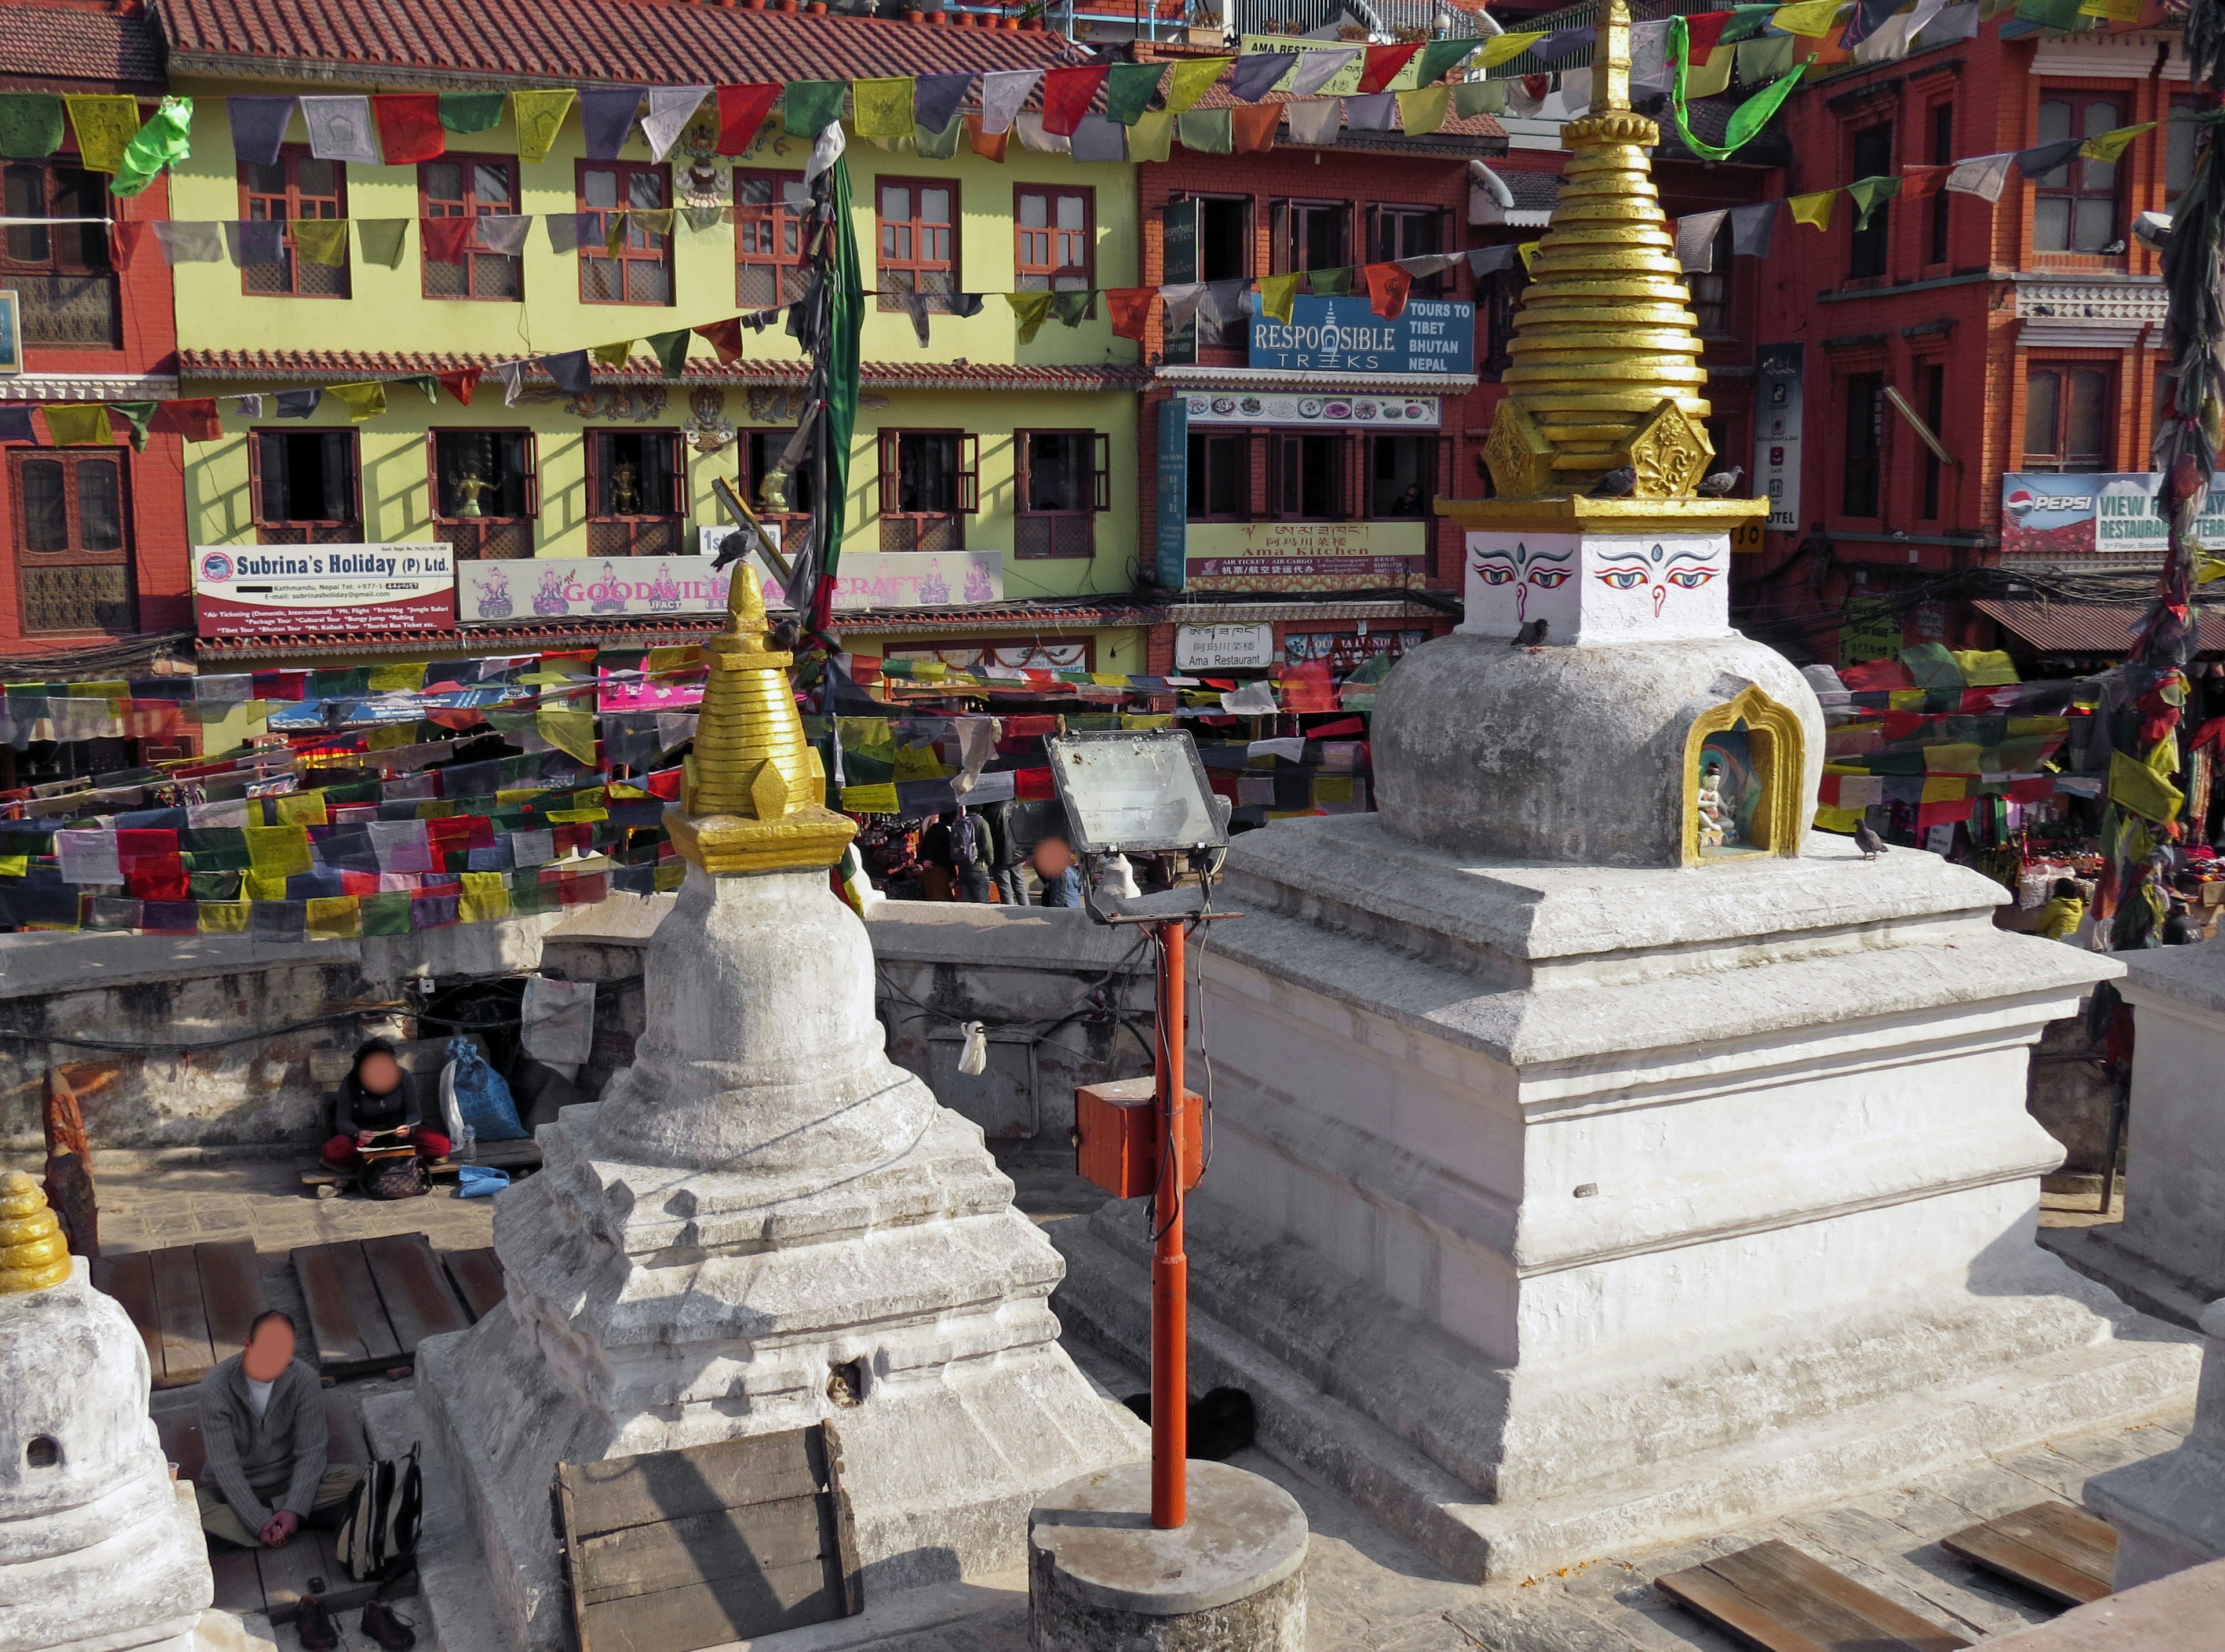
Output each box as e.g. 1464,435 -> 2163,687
1044,730 -> 1228,858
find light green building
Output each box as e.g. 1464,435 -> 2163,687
162,7 -> 1150,674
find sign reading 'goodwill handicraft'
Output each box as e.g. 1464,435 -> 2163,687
458,556 -> 730,625
193,544 -> 454,637
1249,298 -> 1475,377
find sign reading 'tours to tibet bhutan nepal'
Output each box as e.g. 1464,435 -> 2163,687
194,544 -> 454,637
1250,298 -> 1476,377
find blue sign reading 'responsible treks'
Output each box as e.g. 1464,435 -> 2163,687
1249,297 -> 1475,376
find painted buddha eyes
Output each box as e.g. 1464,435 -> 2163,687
1473,563 -> 1516,585
1527,568 -> 1571,588
1595,567 -> 1647,590
1666,567 -> 1717,589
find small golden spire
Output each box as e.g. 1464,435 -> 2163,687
1475,0 -> 1720,504
667,559 -> 856,877
0,1173 -> 72,1296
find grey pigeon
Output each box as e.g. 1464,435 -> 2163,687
1589,465 -> 1636,497
1511,618 -> 1548,647
1853,820 -> 1888,860
1697,465 -> 1744,496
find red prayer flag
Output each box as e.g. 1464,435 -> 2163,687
1015,767 -> 1056,801
373,94 -> 446,163
693,316 -> 746,364
422,216 -> 473,264
965,115 -> 1010,163
1230,103 -> 1279,154
1279,659 -> 1337,712
1041,64 -> 1110,137
1363,261 -> 1412,319
150,399 -> 223,442
1917,798 -> 1972,829
2007,778 -> 2056,803
1836,658 -> 1912,691
644,766 -> 684,800
1682,10 -> 1735,58
716,84 -> 781,155
437,367 -> 483,406
1520,72 -> 1552,103
1103,287 -> 1155,341
1307,716 -> 1367,738
1898,165 -> 1949,200
1357,42 -> 1423,94
110,220 -> 148,268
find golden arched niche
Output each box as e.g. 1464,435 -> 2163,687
1681,684 -> 1806,866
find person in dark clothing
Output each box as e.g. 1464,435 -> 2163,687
983,798 -> 1028,905
917,814 -> 957,902
1033,833 -> 1083,907
954,807 -> 994,903
198,1310 -> 361,1548
320,1038 -> 451,1169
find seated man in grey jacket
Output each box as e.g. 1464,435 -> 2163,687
197,1310 -> 361,1548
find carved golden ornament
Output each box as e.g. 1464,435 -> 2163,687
0,1173 -> 71,1295
678,562 -> 856,876
1624,399 -> 1715,499
1480,400 -> 1555,499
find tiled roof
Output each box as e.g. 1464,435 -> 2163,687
151,0 -> 1083,90
0,2 -> 169,93
177,348 -> 1150,392
1971,601 -> 2156,657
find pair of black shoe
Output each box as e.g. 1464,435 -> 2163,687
294,1595 -> 414,1652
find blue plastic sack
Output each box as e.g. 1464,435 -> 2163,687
455,1165 -> 511,1198
440,1036 -> 527,1142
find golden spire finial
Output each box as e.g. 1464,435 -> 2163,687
1471,1 -> 1724,505
0,1173 -> 72,1296
666,555 -> 856,877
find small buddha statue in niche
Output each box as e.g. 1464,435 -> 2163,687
448,467 -> 492,518
1696,756 -> 1737,852
611,458 -> 643,515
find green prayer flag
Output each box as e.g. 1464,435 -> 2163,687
1718,3 -> 1783,44
1127,110 -> 1175,162
852,76 -> 914,138
914,114 -> 964,159
110,96 -> 192,198
356,219 -> 409,268
1668,17 -> 1805,163
0,93 -> 66,159
1177,108 -> 1233,154
645,329 -> 691,377
362,891 -> 413,937
1006,290 -> 1055,342
1258,271 -> 1300,324
1847,173 -> 1902,230
2081,121 -> 2153,164
1735,33 -> 1800,85
1051,290 -> 1093,327
785,80 -> 847,140
440,91 -> 508,133
604,210 -> 629,260
1104,61 -> 1165,125
110,401 -> 157,453
1453,79 -> 1507,117
1416,39 -> 1480,85
836,717 -> 896,783
399,374 -> 440,403
2015,0 -> 2087,26
291,217 -> 349,267
1305,265 -> 1354,297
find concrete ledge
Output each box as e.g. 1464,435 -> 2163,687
2044,1224 -> 2221,1333
866,902 -> 1148,971
1978,1553 -> 2225,1649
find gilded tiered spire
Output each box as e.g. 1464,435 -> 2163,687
666,566 -> 856,876
1479,0 -> 1717,502
0,1173 -> 72,1295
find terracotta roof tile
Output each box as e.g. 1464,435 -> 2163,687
176,347 -> 1148,392
0,2 -> 169,93
151,0 -> 1084,89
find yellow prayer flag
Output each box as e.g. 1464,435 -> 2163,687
40,404 -> 114,447
1813,805 -> 1865,834
1788,189 -> 1837,231
852,76 -> 916,138
511,90 -> 575,164
1950,649 -> 2019,686
545,807 -> 608,823
2078,0 -> 2144,17
1517,240 -> 1541,269
306,896 -> 362,941
2080,122 -> 2153,164
840,783 -> 901,814
1686,43 -> 1737,99
2110,749 -> 2184,823
1887,689 -> 1927,710
368,662 -> 428,690
1397,85 -> 1451,136
242,870 -> 290,902
292,219 -> 349,267
242,824 -> 311,877
0,855 -> 25,878
590,340 -> 634,367
1165,57 -> 1232,114
1920,775 -> 1968,804
63,96 -> 143,173
1258,271 -> 1300,324
326,382 -> 386,422
1771,0 -> 1844,34
273,789 -> 328,826
1121,713 -> 1176,730
537,704 -> 599,764
1479,30 -> 1548,67
1923,743 -> 1983,775
459,871 -> 512,924
197,900 -> 250,935
1127,111 -> 1176,163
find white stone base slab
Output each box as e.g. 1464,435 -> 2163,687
2083,1299 -> 2225,1591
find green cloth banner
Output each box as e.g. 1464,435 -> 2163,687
1847,173 -> 1902,230
784,80 -> 847,140
111,96 -> 192,199
1668,17 -> 1805,163
817,156 -> 864,627
439,92 -> 508,133
0,93 -> 66,159
1103,61 -> 1165,126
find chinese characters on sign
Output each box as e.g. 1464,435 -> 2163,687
1185,520 -> 1427,592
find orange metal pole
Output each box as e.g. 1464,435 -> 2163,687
1151,917 -> 1188,1528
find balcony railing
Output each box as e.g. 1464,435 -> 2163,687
12,273 -> 121,349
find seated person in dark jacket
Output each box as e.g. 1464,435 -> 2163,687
198,1310 -> 362,1548
320,1038 -> 451,1169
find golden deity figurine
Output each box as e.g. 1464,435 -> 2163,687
0,1173 -> 72,1295
1463,0 -> 1764,524
668,565 -> 856,876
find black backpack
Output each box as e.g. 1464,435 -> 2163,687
337,1443 -> 424,1581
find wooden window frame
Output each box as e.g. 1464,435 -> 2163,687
576,159 -> 674,308
9,447 -> 136,636
238,145 -> 349,300
2022,362 -> 2115,473
1271,430 -> 1349,522
418,155 -> 523,302
1362,431 -> 1437,522
1269,198 -> 1352,276
1926,102 -> 1954,267
1186,431 -> 1253,522
586,428 -> 686,519
1014,184 -> 1095,296
1367,203 -> 1449,295
876,428 -> 977,552
877,176 -> 961,313
2033,90 -> 2127,257
1840,371 -> 1885,519
1847,121 -> 1894,281
741,428 -> 815,525
248,428 -> 362,542
1,160 -> 119,349
427,428 -> 539,561
1015,429 -> 1109,561
734,168 -> 814,309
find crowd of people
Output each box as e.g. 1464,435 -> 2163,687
858,800 -> 1183,906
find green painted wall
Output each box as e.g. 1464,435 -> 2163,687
167,81 -> 1143,605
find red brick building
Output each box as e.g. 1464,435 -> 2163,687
1732,15 -> 2197,673
1,0 -> 189,668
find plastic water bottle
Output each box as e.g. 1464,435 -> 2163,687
460,1122 -> 477,1165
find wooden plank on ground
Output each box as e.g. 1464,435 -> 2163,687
91,1251 -> 164,1384
1658,1538 -> 1975,1652
1941,1502 -> 2116,1607
558,1428 -> 856,1652
195,1239 -> 266,1369
147,1244 -> 218,1388
253,1524 -> 329,1622
209,1545 -> 263,1616
291,1241 -> 402,1373
361,1231 -> 469,1354
443,1247 -> 506,1322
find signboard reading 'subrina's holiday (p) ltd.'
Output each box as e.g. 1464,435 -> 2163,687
193,544 -> 455,637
